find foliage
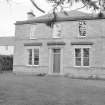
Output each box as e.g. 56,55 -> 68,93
5,0 -> 105,14
5,0 -> 105,26
36,73 -> 46,76
47,0 -> 105,9
45,0 -> 105,27
0,55 -> 13,72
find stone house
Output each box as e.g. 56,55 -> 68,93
13,10 -> 105,77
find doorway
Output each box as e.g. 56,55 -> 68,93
52,48 -> 61,73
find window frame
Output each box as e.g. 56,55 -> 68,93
78,20 -> 87,37
30,24 -> 36,39
73,46 -> 91,67
26,47 -> 40,66
52,23 -> 62,38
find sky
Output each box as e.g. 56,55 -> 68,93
0,0 -> 94,37
0,0 -> 52,37
0,0 -> 52,54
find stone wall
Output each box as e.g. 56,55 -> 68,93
14,18 -> 105,77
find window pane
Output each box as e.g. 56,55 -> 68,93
34,49 -> 39,54
83,48 -> 89,66
34,49 -> 39,65
75,48 -> 81,57
28,49 -> 32,65
75,48 -> 81,66
79,21 -> 86,36
83,58 -> 89,66
34,57 -> 39,61
53,24 -> 62,38
30,25 -> 36,39
34,61 -> 39,65
75,58 -> 81,66
83,48 -> 89,57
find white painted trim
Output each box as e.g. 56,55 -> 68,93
78,36 -> 86,38
73,45 -> 91,67
30,24 -> 37,39
60,48 -> 64,75
25,46 -> 40,49
25,46 -> 40,66
52,23 -> 62,38
48,48 -> 52,74
26,65 -> 39,67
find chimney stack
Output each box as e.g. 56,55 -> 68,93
27,10 -> 35,20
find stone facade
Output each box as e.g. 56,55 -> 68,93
13,11 -> 105,77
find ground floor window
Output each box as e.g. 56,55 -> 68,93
75,48 -> 89,67
28,48 -> 39,66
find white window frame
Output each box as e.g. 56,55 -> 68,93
26,46 -> 40,66
78,20 -> 87,37
30,25 -> 36,39
73,46 -> 91,67
52,23 -> 62,38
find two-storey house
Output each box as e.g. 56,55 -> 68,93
13,10 -> 105,77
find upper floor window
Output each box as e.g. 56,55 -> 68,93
75,48 -> 89,67
79,20 -> 87,37
52,23 -> 62,38
28,48 -> 39,66
30,25 -> 36,39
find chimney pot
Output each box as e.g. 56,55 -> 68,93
27,11 -> 35,20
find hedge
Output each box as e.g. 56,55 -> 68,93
0,55 -> 13,71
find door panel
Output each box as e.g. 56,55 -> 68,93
53,49 -> 60,73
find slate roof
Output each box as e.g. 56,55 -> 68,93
0,37 -> 15,46
15,10 -> 103,25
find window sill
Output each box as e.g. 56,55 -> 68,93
74,66 -> 90,68
52,37 -> 62,39
26,65 -> 39,67
78,36 -> 86,38
29,38 -> 37,40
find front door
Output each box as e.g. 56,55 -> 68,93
53,48 -> 61,73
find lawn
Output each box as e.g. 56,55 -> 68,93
0,73 -> 105,105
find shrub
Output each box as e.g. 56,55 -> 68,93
0,55 -> 13,72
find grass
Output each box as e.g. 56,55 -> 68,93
0,73 -> 105,105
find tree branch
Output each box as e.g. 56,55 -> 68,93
74,3 -> 87,10
30,0 -> 45,13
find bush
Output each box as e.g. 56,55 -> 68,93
0,55 -> 13,72
36,73 -> 46,77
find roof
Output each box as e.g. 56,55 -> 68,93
0,37 -> 15,46
15,10 -> 103,25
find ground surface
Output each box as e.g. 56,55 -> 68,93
0,73 -> 105,105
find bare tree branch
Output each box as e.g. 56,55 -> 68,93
74,2 -> 89,11
30,0 -> 45,13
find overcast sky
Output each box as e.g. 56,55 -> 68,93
0,0 -> 52,37
0,0 -> 93,37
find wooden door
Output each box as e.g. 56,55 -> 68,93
53,49 -> 61,73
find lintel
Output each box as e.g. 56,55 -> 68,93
71,42 -> 93,45
24,42 -> 42,46
47,42 -> 65,46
